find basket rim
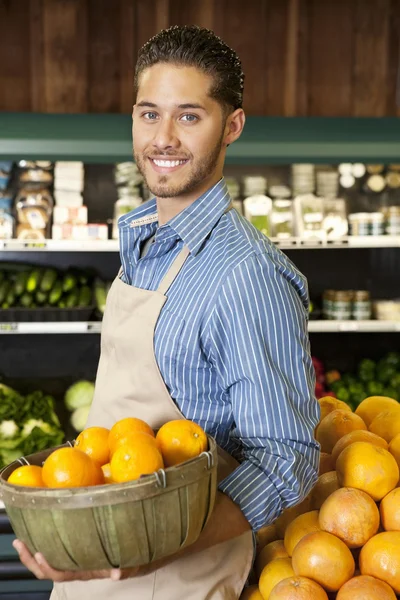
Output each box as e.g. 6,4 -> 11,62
0,435 -> 217,507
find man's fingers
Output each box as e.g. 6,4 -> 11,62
13,541 -> 47,580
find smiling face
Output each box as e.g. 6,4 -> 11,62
133,63 -> 242,203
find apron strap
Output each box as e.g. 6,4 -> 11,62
157,246 -> 190,295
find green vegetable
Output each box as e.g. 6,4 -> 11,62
64,380 -> 95,411
94,279 -> 107,314
382,387 -> 399,401
14,271 -> 29,297
35,290 -> 47,305
367,381 -> 385,396
49,281 -> 63,305
40,268 -> 58,293
390,373 -> 400,390
70,405 -> 91,432
383,352 -> 400,369
5,287 -> 16,307
0,279 -> 11,304
65,289 -> 79,308
62,272 -> 77,293
0,420 -> 19,439
376,359 -> 397,384
358,359 -> 376,383
335,386 -> 350,403
19,292 -> 33,308
78,285 -> 92,307
26,269 -> 42,293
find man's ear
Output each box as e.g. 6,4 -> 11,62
224,109 -> 246,146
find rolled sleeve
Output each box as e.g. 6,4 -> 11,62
208,250 -> 320,531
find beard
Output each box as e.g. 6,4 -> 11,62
134,129 -> 225,199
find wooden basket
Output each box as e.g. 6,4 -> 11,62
0,437 -> 217,571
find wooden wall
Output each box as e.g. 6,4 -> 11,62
0,0 -> 399,116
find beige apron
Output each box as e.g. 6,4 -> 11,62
51,239 -> 254,600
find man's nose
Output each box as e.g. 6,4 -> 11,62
152,118 -> 179,151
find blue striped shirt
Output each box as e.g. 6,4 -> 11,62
119,178 -> 320,531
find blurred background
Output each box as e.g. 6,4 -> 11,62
0,1 -> 400,597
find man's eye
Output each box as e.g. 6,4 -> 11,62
143,112 -> 158,120
181,114 -> 198,123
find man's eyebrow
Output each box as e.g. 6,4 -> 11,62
136,101 -> 206,111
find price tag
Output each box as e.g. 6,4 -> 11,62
0,323 -> 18,332
338,322 -> 359,332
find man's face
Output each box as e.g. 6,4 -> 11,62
133,64 -> 227,199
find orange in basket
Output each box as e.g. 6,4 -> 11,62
111,437 -> 164,483
7,465 -> 44,488
109,417 -> 155,455
42,447 -> 104,488
75,426 -> 110,466
156,419 -> 208,467
111,431 -> 158,456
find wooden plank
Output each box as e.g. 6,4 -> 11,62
386,0 -> 400,116
0,0 -> 31,111
353,0 -> 391,116
29,0 -> 46,113
156,0 -> 170,31
119,0 -> 136,112
264,0 -> 290,116
284,0 -> 299,117
87,0 -> 119,113
296,0 -> 310,115
135,0 -> 165,55
168,0 -> 214,28
308,0 -> 354,116
42,0 -> 88,113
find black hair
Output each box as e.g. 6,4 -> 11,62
134,25 -> 244,113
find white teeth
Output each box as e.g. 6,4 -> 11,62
152,159 -> 186,167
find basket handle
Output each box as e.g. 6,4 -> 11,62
199,451 -> 214,470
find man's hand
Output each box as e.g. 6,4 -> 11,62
12,540 -> 139,582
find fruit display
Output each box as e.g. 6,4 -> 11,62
4,417 -> 208,488
313,352 -> 400,409
0,383 -> 64,469
246,394 -> 400,599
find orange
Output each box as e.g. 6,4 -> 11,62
292,531 -> 355,592
259,557 -> 294,600
316,410 -> 367,453
42,447 -> 104,488
110,431 -> 157,456
108,417 -> 155,455
101,463 -> 113,484
75,426 -> 110,466
269,576 -> 329,600
256,523 -> 278,550
274,495 -> 312,538
380,488 -> 400,531
359,531 -> 400,593
110,439 -> 164,483
336,575 -> 396,600
284,511 -> 321,557
369,410 -> 400,443
255,540 -> 288,578
7,465 -> 44,487
240,585 -> 263,600
310,471 -> 340,510
331,430 -> 388,465
336,441 -> 399,501
319,487 -> 380,548
389,433 -> 400,471
355,396 -> 400,427
318,396 -> 352,422
155,419 -> 207,467
318,452 -> 335,475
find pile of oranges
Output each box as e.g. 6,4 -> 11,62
7,417 -> 208,489
242,395 -> 400,600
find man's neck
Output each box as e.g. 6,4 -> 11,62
156,176 -> 223,226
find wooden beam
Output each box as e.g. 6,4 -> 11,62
284,0 -> 299,116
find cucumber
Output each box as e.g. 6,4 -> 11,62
49,281 -> 63,305
26,269 -> 42,293
94,279 -> 107,314
65,289 -> 79,308
5,288 -> 16,307
0,280 -> 11,305
62,272 -> 77,293
14,271 -> 29,297
35,290 -> 48,305
78,285 -> 92,307
19,292 -> 33,308
40,268 -> 58,292
1,302 -> 9,309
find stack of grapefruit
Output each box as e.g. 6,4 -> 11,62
6,417 -> 208,488
243,395 -> 400,600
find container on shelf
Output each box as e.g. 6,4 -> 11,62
331,291 -> 353,320
352,291 -> 372,320
381,206 -> 400,235
322,290 -> 335,319
271,200 -> 293,239
293,193 -> 325,241
348,212 -> 384,236
373,300 -> 400,321
243,176 -> 272,237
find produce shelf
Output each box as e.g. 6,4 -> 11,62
1,236 -> 400,253
1,320 -> 399,334
0,240 -> 119,252
308,320 -> 400,332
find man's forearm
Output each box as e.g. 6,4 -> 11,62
139,491 -> 251,576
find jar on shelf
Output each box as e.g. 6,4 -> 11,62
369,212 -> 385,236
322,290 -> 335,319
352,291 -> 372,320
271,199 -> 293,239
381,206 -> 400,235
331,291 -> 353,320
348,213 -> 384,236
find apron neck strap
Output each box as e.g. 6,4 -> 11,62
157,246 -> 190,295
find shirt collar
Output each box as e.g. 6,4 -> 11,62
119,178 -> 232,256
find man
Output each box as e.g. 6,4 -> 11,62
14,25 -> 319,599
